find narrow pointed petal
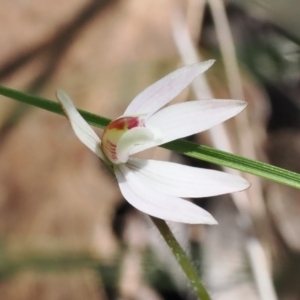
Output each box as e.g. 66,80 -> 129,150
130,99 -> 246,155
56,89 -> 105,160
146,99 -> 246,145
128,158 -> 250,197
114,164 -> 217,224
124,60 -> 215,117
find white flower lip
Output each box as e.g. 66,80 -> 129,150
56,61 -> 250,224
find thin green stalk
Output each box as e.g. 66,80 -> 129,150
1,85 -> 300,189
151,217 -> 211,300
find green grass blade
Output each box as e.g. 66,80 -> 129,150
1,85 -> 300,189
164,140 -> 300,189
0,85 -> 110,128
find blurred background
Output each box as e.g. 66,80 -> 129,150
0,0 -> 300,299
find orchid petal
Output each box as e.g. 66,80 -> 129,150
114,164 -> 217,224
148,99 -> 246,144
56,89 -> 105,160
130,99 -> 246,154
124,60 -> 215,117
128,158 -> 250,197
116,127 -> 160,163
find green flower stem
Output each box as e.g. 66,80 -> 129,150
1,85 -> 300,189
151,217 -> 211,300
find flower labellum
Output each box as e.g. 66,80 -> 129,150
101,116 -> 147,164
57,60 -> 250,224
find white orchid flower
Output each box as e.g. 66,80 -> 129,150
57,60 -> 250,224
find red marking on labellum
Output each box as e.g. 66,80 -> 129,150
105,140 -> 117,158
104,117 -> 144,132
127,117 -> 140,129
